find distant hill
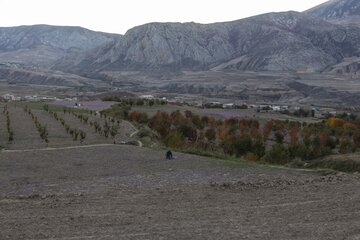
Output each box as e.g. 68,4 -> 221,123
54,11 -> 360,74
0,25 -> 119,67
306,0 -> 360,26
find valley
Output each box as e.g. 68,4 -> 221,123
1,0 -> 360,239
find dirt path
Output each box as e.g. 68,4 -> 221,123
1,143 -> 115,153
0,145 -> 359,239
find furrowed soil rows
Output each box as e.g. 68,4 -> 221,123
0,145 -> 359,239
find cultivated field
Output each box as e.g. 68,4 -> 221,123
1,145 -> 360,239
0,103 -> 139,150
1,102 -> 360,239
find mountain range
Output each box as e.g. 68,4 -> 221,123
1,0 -> 360,84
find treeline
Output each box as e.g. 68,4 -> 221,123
120,108 -> 360,165
102,97 -> 167,107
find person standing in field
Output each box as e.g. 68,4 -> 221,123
166,150 -> 173,160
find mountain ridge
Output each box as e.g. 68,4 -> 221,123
1,0 -> 360,81
0,25 -> 120,67
306,0 -> 360,26
53,10 -> 360,75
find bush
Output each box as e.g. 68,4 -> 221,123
233,137 -> 252,156
274,131 -> 284,144
178,124 -> 197,142
262,144 -> 291,164
252,140 -> 266,158
289,144 -> 308,159
221,136 -> 253,157
137,127 -> 159,140
353,130 -> 360,146
339,140 -> 357,154
205,128 -> 216,141
164,131 -> 184,149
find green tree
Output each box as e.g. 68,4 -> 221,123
164,131 -> 184,148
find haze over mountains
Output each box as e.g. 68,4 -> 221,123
1,0 -> 360,85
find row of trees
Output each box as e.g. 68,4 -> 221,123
102,97 -> 167,107
59,106 -> 120,142
3,105 -> 13,142
77,112 -> 119,140
121,108 -> 360,164
43,105 -> 86,143
24,106 -> 49,143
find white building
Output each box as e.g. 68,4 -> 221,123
272,106 -> 281,111
223,103 -> 235,109
2,94 -> 15,101
140,95 -> 155,100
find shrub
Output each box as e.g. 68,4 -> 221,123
164,131 -> 184,149
221,136 -> 252,157
233,136 -> 252,156
178,124 -> 197,142
251,140 -> 266,158
205,128 -> 216,141
80,131 -> 86,143
274,131 -> 285,144
288,144 -> 308,159
339,140 -> 357,154
353,130 -> 360,146
262,144 -> 291,164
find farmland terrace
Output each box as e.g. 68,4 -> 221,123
0,104 -> 360,240
0,102 -> 360,239
0,145 -> 359,239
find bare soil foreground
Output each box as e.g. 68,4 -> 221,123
1,145 -> 360,240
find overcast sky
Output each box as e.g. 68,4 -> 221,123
0,0 -> 328,34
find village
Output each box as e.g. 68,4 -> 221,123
2,92 -> 357,122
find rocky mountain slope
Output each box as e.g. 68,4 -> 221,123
0,25 -> 119,67
54,11 -> 360,74
306,0 -> 360,26
306,0 -> 360,75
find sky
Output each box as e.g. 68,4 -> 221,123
0,0 -> 328,34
